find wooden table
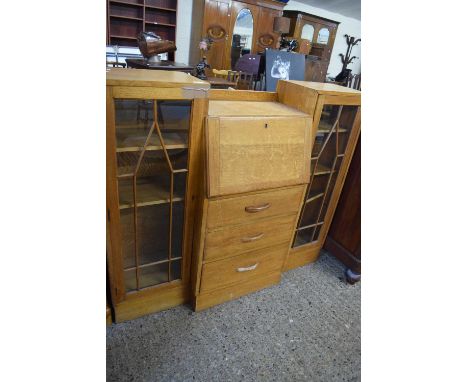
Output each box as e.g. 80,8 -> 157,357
126,59 -> 194,73
106,61 -> 126,68
207,76 -> 237,89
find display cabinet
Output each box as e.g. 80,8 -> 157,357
277,81 -> 361,271
106,68 -> 209,322
283,10 -> 340,82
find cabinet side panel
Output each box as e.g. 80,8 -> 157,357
277,80 -> 318,116
206,117 -> 220,196
183,98 -> 209,285
106,86 -> 126,303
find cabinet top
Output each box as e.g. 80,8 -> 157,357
208,101 -> 309,117
286,81 -> 361,96
282,10 -> 340,26
106,68 -> 210,88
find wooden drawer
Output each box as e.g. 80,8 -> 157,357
204,214 -> 296,262
206,116 -> 312,196
199,245 -> 287,293
206,185 -> 305,230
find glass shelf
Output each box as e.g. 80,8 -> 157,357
118,173 -> 186,209
116,129 -> 188,152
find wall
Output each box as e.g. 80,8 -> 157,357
175,0 -> 361,77
175,0 -> 194,64
284,0 -> 361,77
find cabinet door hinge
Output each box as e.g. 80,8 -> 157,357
107,209 -> 111,221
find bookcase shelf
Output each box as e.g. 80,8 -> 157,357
110,14 -> 143,21
110,0 -> 144,6
145,5 -> 176,12
107,0 -> 178,58
144,21 -> 176,27
110,34 -> 138,39
118,176 -> 186,209
116,129 -> 187,152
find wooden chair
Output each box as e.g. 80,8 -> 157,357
346,73 -> 361,90
235,72 -> 254,90
212,69 -> 230,79
227,70 -> 240,83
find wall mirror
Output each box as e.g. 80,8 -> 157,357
300,24 -> 314,42
317,27 -> 330,44
231,8 -> 254,69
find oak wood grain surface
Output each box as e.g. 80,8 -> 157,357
206,116 -> 312,196
208,100 -> 309,117
194,272 -> 281,311
199,245 -> 288,293
204,213 -> 297,262
285,81 -> 361,96
106,68 -> 210,88
206,185 -> 304,230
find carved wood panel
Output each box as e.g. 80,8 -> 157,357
254,6 -> 282,53
202,0 -> 231,70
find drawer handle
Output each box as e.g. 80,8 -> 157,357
241,232 -> 264,242
237,263 -> 259,272
245,203 -> 271,213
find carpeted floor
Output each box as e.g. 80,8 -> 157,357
106,251 -> 361,382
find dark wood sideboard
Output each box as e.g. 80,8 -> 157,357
283,10 -> 340,82
324,135 -> 361,282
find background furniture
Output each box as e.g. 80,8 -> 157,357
106,304 -> 112,325
107,61 -> 127,68
125,58 -> 194,72
324,135 -> 360,283
192,97 -> 312,311
277,81 -> 361,271
106,68 -> 209,322
283,10 -> 339,82
206,69 -> 239,88
234,54 -> 261,75
206,76 -> 238,89
347,73 -> 361,90
201,0 -> 285,70
107,0 -> 178,61
234,54 -> 262,89
236,72 -> 254,89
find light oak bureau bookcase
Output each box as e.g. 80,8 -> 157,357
106,70 -> 361,320
106,68 -> 209,322
191,98 -> 314,311
276,81 -> 361,272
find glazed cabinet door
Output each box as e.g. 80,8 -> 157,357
292,98 -> 361,249
107,96 -> 194,299
206,116 -> 312,197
